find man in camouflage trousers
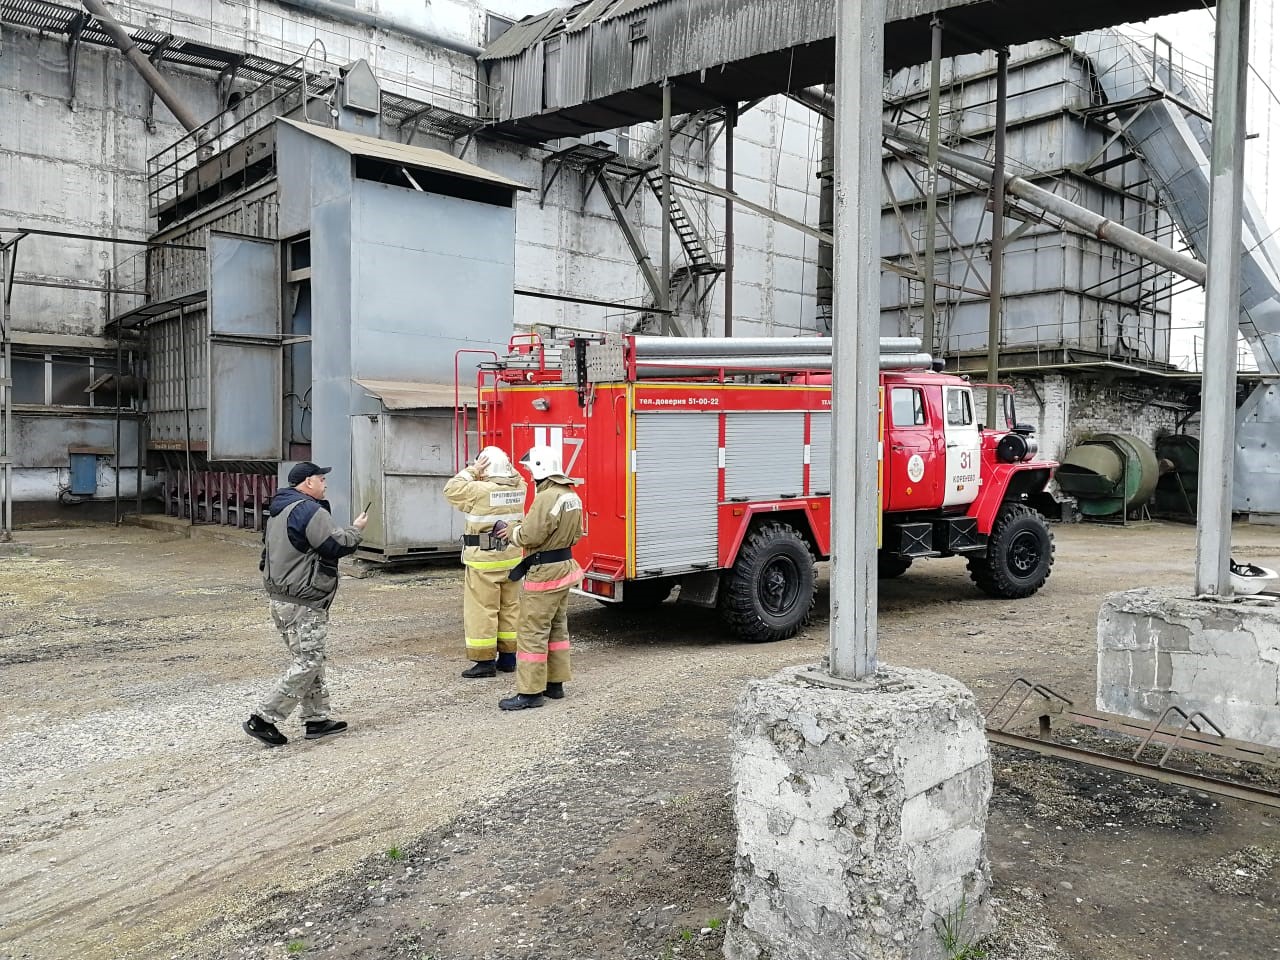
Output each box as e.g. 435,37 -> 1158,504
493,445 -> 584,712
443,446 -> 528,678
243,462 -> 367,747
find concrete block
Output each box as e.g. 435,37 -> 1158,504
1098,588 -> 1280,748
726,664 -> 992,960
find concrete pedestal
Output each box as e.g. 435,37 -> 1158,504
724,664 -> 993,960
1098,587 -> 1280,747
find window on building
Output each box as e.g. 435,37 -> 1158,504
50,356 -> 91,406
891,387 -> 926,427
10,352 -> 133,408
486,13 -> 514,44
12,356 -> 45,404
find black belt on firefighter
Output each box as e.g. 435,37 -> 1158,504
462,533 -> 507,550
508,547 -> 575,582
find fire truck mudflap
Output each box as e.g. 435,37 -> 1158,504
475,334 -> 1057,643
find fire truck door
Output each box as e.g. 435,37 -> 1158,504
885,385 -> 942,510
941,385 -> 982,508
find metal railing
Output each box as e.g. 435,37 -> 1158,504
944,319 -> 1256,374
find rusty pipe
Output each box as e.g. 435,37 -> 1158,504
81,0 -> 203,133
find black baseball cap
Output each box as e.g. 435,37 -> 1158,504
288,461 -> 332,486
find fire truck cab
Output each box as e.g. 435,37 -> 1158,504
473,334 -> 1056,642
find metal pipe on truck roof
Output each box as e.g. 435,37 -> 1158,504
630,353 -> 933,377
631,336 -> 921,357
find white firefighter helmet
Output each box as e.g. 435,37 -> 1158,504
480,445 -> 516,477
520,445 -> 568,482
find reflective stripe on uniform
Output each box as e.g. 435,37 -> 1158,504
517,650 -> 548,662
524,567 -> 584,592
548,640 -> 570,651
497,631 -> 517,641
466,637 -> 498,650
463,556 -> 523,571
465,511 -> 524,524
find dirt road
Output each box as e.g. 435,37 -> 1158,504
1,520 -> 1277,959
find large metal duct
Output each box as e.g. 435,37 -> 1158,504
1055,433 -> 1160,518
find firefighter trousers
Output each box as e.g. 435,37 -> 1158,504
515,585 -> 572,695
464,565 -> 520,662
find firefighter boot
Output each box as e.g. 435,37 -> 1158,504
496,651 -> 516,673
544,681 -> 565,700
462,661 -> 497,679
498,692 -> 545,711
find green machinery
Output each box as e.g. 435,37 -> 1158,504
1055,432 -> 1160,519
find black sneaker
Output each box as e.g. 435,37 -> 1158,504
498,693 -> 544,711
544,682 -> 565,700
304,719 -> 349,740
462,661 -> 497,679
243,714 -> 287,747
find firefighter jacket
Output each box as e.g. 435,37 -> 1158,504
443,468 -> 528,573
507,478 -> 584,591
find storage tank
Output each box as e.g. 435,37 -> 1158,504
1055,433 -> 1159,518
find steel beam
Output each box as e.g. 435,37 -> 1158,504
986,48 -> 1008,425
923,17 -> 943,359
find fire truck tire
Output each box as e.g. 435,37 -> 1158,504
601,578 -> 675,610
967,503 -> 1054,599
877,552 -> 913,579
719,522 -> 816,642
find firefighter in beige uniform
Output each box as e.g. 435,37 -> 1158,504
493,445 -> 583,711
443,447 -> 528,678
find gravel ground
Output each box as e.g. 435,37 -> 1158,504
1,519 -> 1279,959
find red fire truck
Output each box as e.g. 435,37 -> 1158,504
471,334 -> 1057,642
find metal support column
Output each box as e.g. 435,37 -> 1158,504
724,101 -> 736,337
922,17 -> 943,358
829,0 -> 886,680
0,242 -> 14,542
986,48 -> 1009,427
660,82 -> 673,316
178,304 -> 195,522
1195,0 -> 1251,597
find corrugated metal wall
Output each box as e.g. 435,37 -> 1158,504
145,189 -> 280,451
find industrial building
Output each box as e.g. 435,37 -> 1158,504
1,0 -> 1277,545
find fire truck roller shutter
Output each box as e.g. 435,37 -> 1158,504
808,412 -> 832,494
633,413 -> 720,575
724,413 -> 805,500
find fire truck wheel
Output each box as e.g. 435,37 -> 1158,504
719,522 -> 816,642
967,503 -> 1055,599
601,578 -> 675,610
877,552 -> 913,579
